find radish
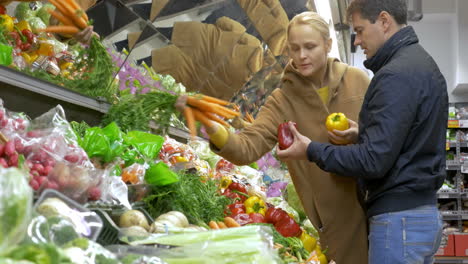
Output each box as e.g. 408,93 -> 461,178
0,110 -> 4,121
0,119 -> 8,128
29,179 -> 40,191
14,138 -> 24,153
4,141 -> 15,156
8,153 -> 18,167
47,180 -> 59,190
0,158 -> 8,168
43,165 -> 54,176
26,130 -> 41,138
37,176 -> 48,187
88,186 -> 101,201
64,154 -> 79,163
30,170 -> 40,178
33,163 -> 45,175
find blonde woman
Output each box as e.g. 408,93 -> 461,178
177,11 -> 370,263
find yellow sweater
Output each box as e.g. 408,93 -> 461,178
213,58 -> 370,264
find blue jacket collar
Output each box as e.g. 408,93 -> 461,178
364,26 -> 419,73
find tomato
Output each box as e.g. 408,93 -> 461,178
325,112 -> 349,131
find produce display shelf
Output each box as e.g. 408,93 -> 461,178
447,160 -> 461,171
0,66 -> 110,113
438,190 -> 460,199
435,257 -> 468,263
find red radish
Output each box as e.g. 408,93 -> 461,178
32,163 -> 45,175
43,159 -> 55,168
8,153 -> 18,167
37,176 -> 48,186
64,154 -> 79,163
46,180 -> 59,190
29,179 -> 40,190
14,138 -> 24,153
88,186 -> 101,201
0,119 -> 8,128
0,158 -> 8,168
4,141 -> 15,156
0,110 -> 4,121
43,165 -> 54,176
26,130 -> 41,138
30,170 -> 40,178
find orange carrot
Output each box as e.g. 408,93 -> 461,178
48,10 -> 74,26
224,217 -> 240,228
217,221 -> 227,229
208,220 -> 219,229
199,95 -> 230,106
203,111 -> 230,128
65,0 -> 89,21
187,96 -> 218,113
39,26 -> 80,34
215,105 -> 240,117
48,0 -> 71,17
183,107 -> 197,140
192,108 -> 214,129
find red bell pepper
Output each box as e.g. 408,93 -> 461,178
233,213 -> 252,226
274,216 -> 302,237
249,212 -> 266,223
0,5 -> 6,15
277,121 -> 297,150
265,207 -> 289,224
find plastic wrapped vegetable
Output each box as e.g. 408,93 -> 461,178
26,17 -> 47,34
36,3 -> 55,26
0,167 -> 34,253
15,2 -> 43,21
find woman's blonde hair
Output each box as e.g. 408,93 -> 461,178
287,11 -> 330,41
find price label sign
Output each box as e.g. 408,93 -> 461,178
462,165 -> 468,174
448,120 -> 460,128
446,141 -> 450,150
460,120 -> 468,128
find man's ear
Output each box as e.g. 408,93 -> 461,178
378,11 -> 393,32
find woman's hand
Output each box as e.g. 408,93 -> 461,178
327,118 -> 359,145
74,26 -> 98,44
276,122 -> 311,161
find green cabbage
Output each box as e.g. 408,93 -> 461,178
0,167 -> 33,253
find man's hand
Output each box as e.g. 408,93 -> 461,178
277,122 -> 311,161
328,118 -> 359,145
74,26 -> 98,44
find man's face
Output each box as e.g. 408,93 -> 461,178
351,12 -> 386,59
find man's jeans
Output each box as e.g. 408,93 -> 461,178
368,205 -> 443,264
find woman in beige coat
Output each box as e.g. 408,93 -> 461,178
178,11 -> 370,263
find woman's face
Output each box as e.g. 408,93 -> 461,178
287,24 -> 331,78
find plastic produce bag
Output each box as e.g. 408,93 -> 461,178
122,225 -> 282,264
145,162 -> 179,186
0,167 -> 34,253
125,131 -> 164,160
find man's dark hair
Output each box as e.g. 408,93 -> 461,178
346,0 -> 408,25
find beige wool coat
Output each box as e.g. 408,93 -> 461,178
215,58 -> 370,264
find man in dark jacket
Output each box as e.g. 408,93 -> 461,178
277,0 -> 448,263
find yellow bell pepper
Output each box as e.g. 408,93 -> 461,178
300,231 -> 317,253
60,61 -> 73,71
0,14 -> 14,32
220,175 -> 232,189
15,20 -> 31,32
244,195 -> 266,215
174,156 -> 188,163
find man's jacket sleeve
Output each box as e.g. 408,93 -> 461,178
307,72 -> 418,179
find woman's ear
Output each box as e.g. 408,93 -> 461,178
326,38 -> 332,53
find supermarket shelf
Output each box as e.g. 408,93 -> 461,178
447,160 -> 461,170
441,211 -> 462,220
0,66 -> 110,113
435,257 -> 468,263
438,190 -> 460,199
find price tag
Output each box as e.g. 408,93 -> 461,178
446,141 -> 450,150
462,165 -> 468,173
448,120 -> 460,128
460,120 -> 468,128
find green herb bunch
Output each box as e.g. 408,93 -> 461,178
143,172 -> 230,226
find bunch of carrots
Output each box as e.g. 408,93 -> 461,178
40,0 -> 90,35
182,95 -> 241,139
